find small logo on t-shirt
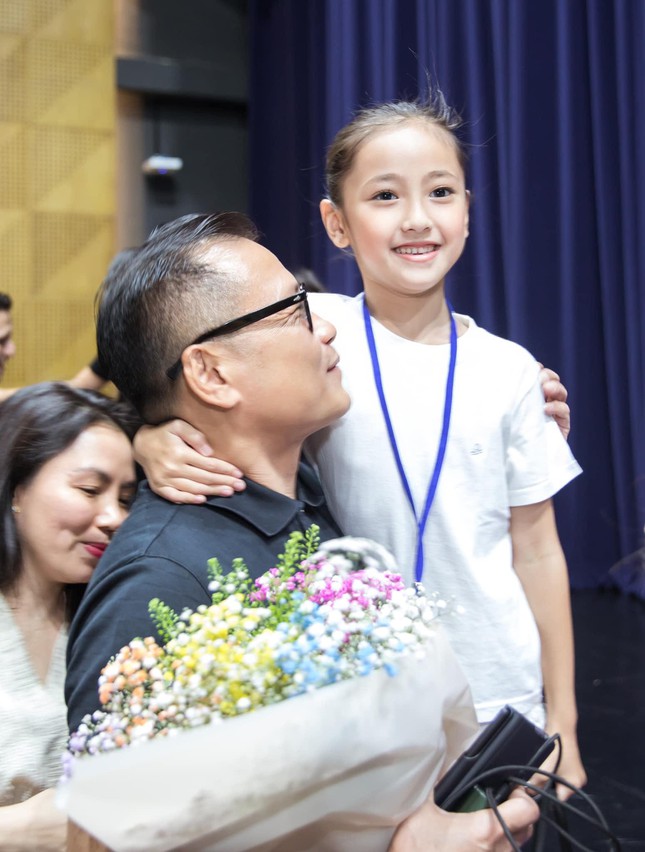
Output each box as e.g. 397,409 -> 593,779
470,443 -> 483,455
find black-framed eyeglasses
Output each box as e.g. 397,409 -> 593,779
166,284 -> 313,380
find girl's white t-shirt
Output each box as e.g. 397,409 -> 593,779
306,292 -> 581,723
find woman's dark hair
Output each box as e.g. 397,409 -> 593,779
0,382 -> 139,619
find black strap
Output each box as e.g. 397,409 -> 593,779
461,766 -> 622,852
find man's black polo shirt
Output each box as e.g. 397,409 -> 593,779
65,464 -> 341,732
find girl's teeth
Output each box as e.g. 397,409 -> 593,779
396,246 -> 436,255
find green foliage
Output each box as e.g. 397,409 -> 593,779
148,598 -> 180,644
274,524 -> 320,578
149,526 -> 323,635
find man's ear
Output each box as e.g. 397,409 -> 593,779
181,344 -> 241,409
320,198 -> 351,249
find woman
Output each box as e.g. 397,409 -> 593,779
0,383 -> 138,850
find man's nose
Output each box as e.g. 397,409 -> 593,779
312,312 -> 337,345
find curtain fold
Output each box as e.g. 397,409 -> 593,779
249,0 -> 645,593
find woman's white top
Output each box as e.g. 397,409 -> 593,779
0,594 -> 68,804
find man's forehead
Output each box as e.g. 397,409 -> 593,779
200,237 -> 256,273
203,239 -> 294,298
202,236 -> 276,266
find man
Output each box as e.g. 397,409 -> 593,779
0,293 -> 16,391
65,212 -> 350,731
65,213 -> 538,851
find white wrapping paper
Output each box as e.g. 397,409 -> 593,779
59,627 -> 476,852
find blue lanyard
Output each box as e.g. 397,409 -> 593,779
362,298 -> 457,583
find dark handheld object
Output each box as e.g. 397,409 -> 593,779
434,705 -> 554,812
434,705 -> 622,851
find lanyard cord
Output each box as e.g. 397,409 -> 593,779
362,297 -> 457,583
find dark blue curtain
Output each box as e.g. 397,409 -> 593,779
249,0 -> 645,593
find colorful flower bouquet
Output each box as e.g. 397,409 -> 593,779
60,527 -> 476,852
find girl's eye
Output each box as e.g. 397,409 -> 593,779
372,190 -> 397,201
80,486 -> 99,497
431,187 -> 453,199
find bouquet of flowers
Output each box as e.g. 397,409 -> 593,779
61,527 -> 477,852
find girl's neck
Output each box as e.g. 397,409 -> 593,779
364,285 -> 454,344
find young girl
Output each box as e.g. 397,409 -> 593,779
135,94 -> 585,795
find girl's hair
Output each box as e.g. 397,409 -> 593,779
0,382 -> 140,618
324,92 -> 467,207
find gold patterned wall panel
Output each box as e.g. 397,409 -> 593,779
0,0 -> 115,388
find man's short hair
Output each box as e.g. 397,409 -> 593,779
96,212 -> 259,422
0,293 -> 12,311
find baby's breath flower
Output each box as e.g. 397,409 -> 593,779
66,528 -> 456,771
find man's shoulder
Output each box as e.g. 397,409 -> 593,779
96,470 -> 337,587
106,483 -> 198,561
88,485 -> 237,594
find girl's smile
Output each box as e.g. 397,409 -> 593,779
393,242 -> 441,259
